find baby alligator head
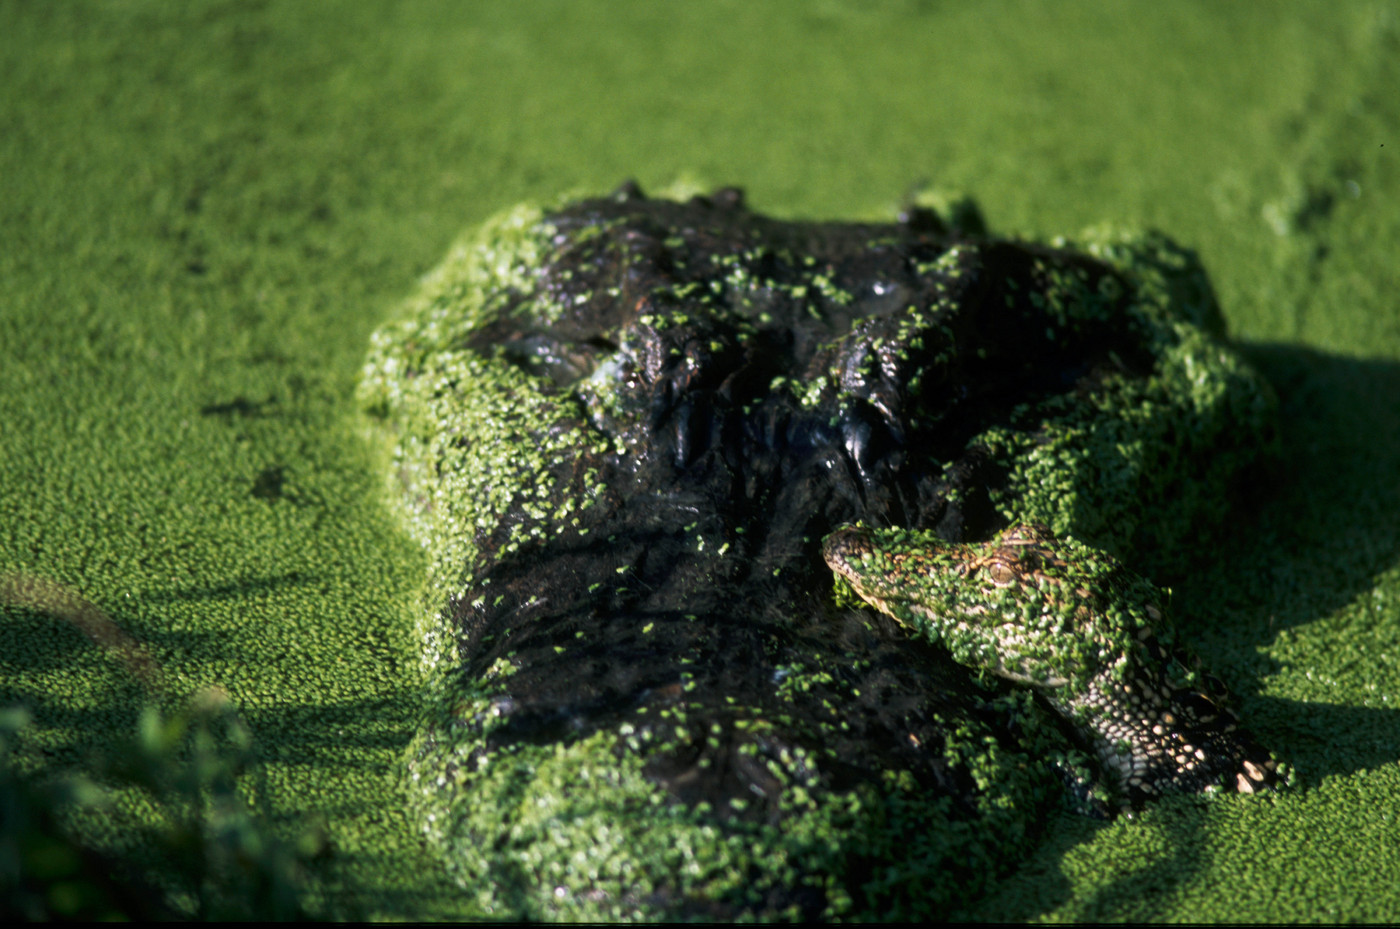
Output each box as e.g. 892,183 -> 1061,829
822,523 -> 1281,807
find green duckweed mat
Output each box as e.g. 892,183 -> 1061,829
2,1 -> 1398,920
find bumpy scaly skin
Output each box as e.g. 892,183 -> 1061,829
823,523 -> 1281,806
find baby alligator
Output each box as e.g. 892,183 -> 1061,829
823,523 -> 1281,807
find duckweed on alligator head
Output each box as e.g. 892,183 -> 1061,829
358,183 -> 1277,919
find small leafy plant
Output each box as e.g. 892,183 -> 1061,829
2,576 -> 325,921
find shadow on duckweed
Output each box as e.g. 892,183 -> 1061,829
1237,344 -> 1400,622
1184,343 -> 1400,781
130,569 -> 317,604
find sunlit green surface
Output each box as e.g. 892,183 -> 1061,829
2,1 -> 1398,919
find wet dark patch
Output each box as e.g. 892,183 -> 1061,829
200,394 -> 275,417
251,465 -> 286,501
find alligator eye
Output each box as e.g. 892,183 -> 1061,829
987,562 -> 1016,587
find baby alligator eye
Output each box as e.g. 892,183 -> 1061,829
986,561 -> 1016,587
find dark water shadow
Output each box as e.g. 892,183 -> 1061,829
134,571 -> 317,604
1216,343 -> 1400,630
236,694 -> 422,768
1180,342 -> 1400,781
967,341 -> 1400,920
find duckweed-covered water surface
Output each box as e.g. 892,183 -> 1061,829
3,1 -> 1400,921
